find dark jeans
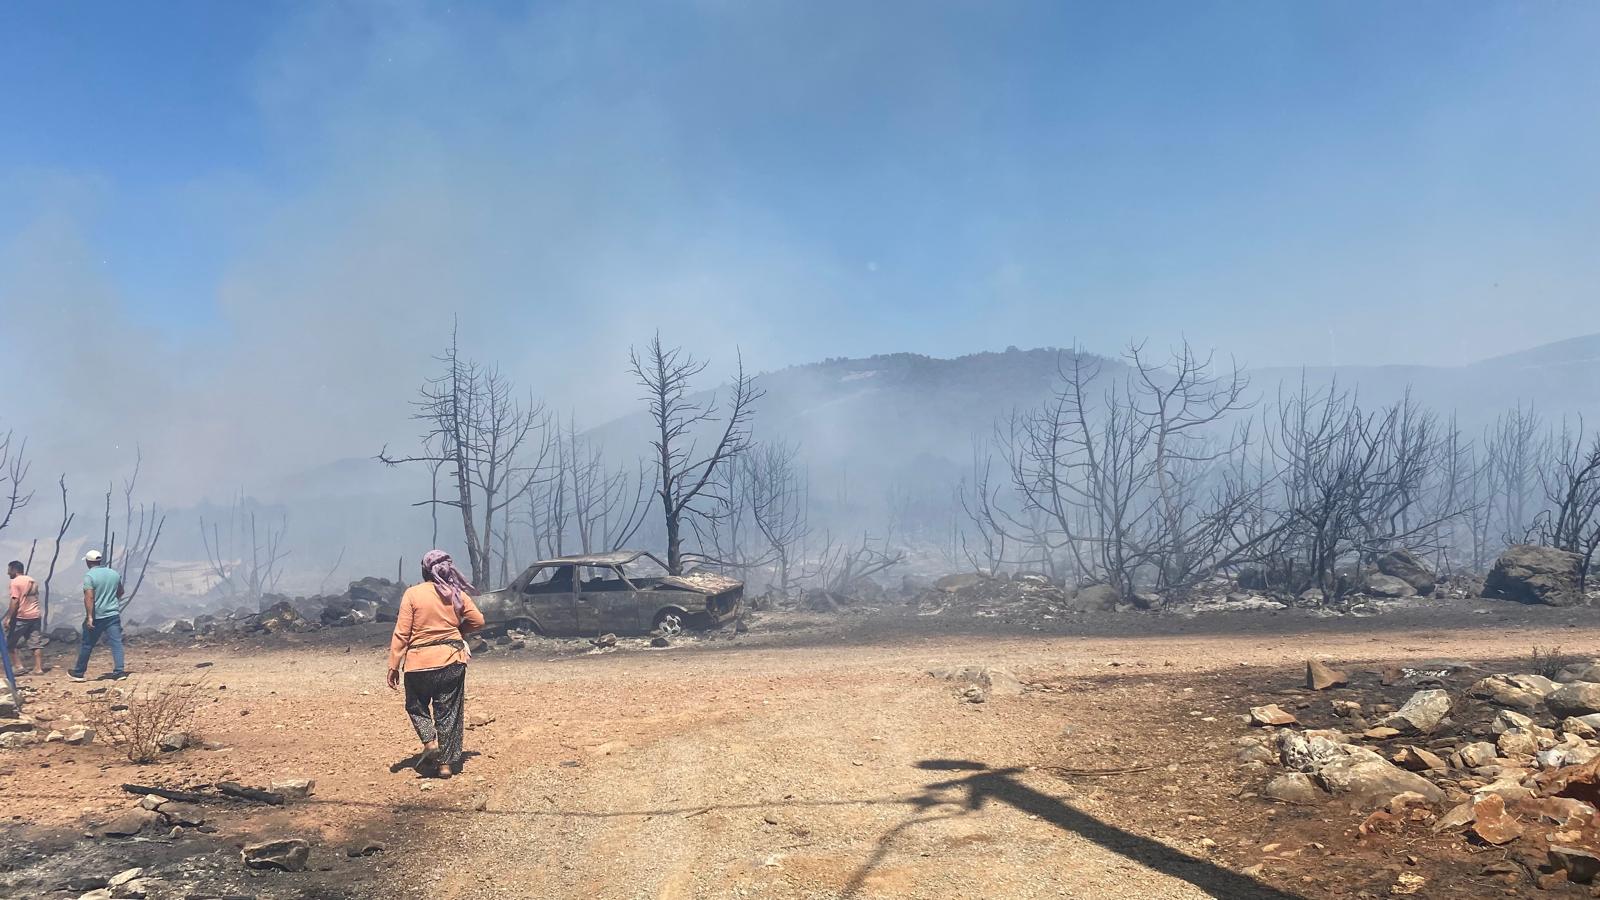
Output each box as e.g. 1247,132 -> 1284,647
404,662 -> 466,766
71,615 -> 125,677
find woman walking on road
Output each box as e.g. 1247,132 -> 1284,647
387,550 -> 484,778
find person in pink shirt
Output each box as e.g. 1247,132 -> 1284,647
6,561 -> 44,676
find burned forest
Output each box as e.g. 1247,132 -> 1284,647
5,3 -> 1600,899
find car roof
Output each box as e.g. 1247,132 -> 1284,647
529,550 -> 653,567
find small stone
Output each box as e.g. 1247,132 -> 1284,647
160,802 -> 206,826
1331,700 -> 1363,718
1457,742 -> 1498,768
157,731 -> 189,752
1250,704 -> 1297,727
242,838 -> 311,871
1386,791 -> 1432,814
1491,709 -> 1533,734
1390,872 -> 1426,895
63,725 -> 95,745
1467,794 -> 1523,845
1306,660 -> 1349,691
1497,728 -> 1540,758
270,778 -> 315,799
137,795 -> 165,811
1363,727 -> 1401,740
109,868 -> 144,888
1392,746 -> 1447,772
100,808 -> 158,837
346,840 -> 386,857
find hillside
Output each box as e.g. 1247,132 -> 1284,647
73,332 -> 1597,594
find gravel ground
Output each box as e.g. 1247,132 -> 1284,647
3,597 -> 1597,899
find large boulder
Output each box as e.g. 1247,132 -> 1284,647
1379,689 -> 1452,735
1363,574 -> 1416,599
1067,584 -> 1121,612
1263,772 -> 1325,804
1317,752 -> 1446,804
347,577 -> 405,606
1549,682 -> 1600,718
933,573 -> 987,594
1376,549 -> 1436,596
1484,545 -> 1586,607
1276,732 -> 1347,772
1470,673 -> 1558,711
255,599 -> 310,633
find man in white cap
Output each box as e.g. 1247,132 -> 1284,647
69,550 -> 125,682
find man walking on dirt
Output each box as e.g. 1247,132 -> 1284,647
6,561 -> 45,675
69,550 -> 125,682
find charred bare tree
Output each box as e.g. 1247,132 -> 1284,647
1261,383 -> 1465,598
628,333 -> 763,575
989,342 -> 1273,603
519,418 -> 650,562
1426,415 -> 1482,575
803,530 -> 905,594
1536,421 -> 1600,590
746,440 -> 808,592
200,493 -> 287,606
0,427 -> 32,537
379,326 -> 552,584
958,440 -> 1017,578
104,450 -> 166,608
40,476 -> 74,630
1485,403 -> 1548,545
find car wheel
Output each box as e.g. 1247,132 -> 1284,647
653,610 -> 684,636
507,617 -> 541,636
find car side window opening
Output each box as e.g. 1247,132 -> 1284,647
524,565 -> 575,593
580,566 -> 629,591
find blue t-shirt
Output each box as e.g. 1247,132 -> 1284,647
83,566 -> 123,619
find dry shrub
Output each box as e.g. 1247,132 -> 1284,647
90,675 -> 208,764
1530,645 -> 1578,681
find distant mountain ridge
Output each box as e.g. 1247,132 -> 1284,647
226,332 -> 1600,584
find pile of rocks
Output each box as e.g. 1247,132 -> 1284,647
141,577 -> 408,641
1240,657 -> 1600,888
911,573 -> 1075,621
0,685 -> 96,750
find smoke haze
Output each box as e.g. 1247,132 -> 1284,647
3,1 -> 1599,589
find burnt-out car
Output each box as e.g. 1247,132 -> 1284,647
475,550 -> 743,636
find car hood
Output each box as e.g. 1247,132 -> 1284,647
658,571 -> 743,595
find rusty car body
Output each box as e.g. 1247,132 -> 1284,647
474,550 -> 743,636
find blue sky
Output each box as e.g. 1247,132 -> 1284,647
3,0 -> 1599,495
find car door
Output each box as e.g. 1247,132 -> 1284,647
576,566 -> 642,634
520,565 -> 578,634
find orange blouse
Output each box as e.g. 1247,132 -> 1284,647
387,583 -> 485,673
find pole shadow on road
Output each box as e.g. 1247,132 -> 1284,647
837,760 -> 1303,900
59,759 -> 1298,898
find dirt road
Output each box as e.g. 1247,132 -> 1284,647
4,602 -> 1596,899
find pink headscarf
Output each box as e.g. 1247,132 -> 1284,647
421,549 -> 476,616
